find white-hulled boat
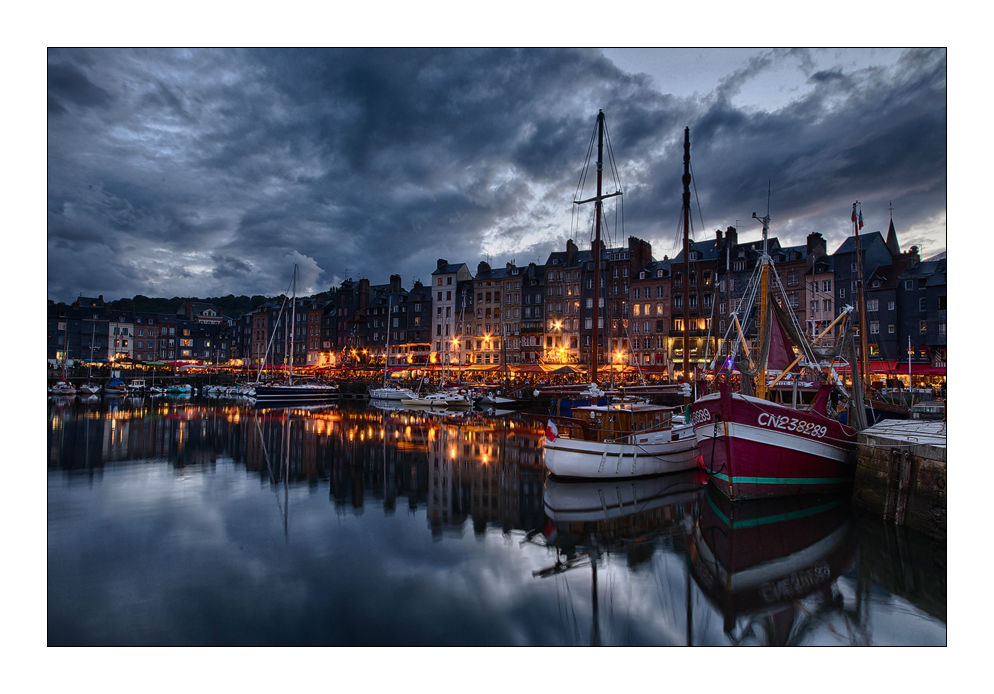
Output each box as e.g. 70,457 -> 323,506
369,386 -> 417,401
544,402 -> 700,478
543,469 -> 706,523
51,380 -> 76,396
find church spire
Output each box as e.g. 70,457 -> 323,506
885,202 -> 901,258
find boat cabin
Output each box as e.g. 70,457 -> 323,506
555,403 -> 674,443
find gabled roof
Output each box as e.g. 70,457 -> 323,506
833,231 -> 886,255
636,259 -> 672,277
432,263 -> 468,275
474,266 -> 508,281
671,236 -> 729,263
898,259 -> 942,280
866,261 -> 908,290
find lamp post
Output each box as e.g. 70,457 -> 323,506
453,337 -> 461,382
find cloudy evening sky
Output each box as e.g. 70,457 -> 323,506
46,47 -> 946,303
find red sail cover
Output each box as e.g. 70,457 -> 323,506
767,305 -> 797,372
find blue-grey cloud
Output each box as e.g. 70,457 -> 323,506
47,48 -> 946,303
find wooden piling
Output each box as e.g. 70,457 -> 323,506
851,420 -> 946,539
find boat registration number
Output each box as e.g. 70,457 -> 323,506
758,413 -> 827,438
689,408 -> 711,426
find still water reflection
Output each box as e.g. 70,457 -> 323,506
47,396 -> 946,646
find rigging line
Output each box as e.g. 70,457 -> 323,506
689,160 -> 707,239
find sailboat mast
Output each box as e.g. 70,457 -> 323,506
682,127 -> 691,382
289,264 -> 297,382
853,203 -> 870,394
384,294 -> 392,388
590,110 -> 604,385
754,210 -> 771,400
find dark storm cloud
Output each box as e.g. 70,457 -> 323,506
47,48 -> 946,303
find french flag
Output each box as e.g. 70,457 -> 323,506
545,418 -> 559,442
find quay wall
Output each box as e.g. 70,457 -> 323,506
851,421 -> 946,539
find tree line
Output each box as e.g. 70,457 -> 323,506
108,290 -> 336,318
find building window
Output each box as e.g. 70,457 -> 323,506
888,324 -> 896,334
919,297 -> 927,311
869,321 -> 879,334
867,299 -> 879,312
888,300 -> 895,311
733,260 -> 745,272
905,280 -> 913,290
839,288 -> 846,300
920,320 -> 927,333
822,280 -> 831,293
810,301 -> 819,313
788,294 -> 798,308
787,271 -> 798,286
939,322 -> 946,334
937,296 -> 946,310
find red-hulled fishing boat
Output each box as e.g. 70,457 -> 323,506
689,485 -> 856,643
690,208 -> 865,500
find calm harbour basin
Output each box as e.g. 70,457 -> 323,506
48,396 -> 946,646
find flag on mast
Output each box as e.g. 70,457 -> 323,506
858,209 -> 864,230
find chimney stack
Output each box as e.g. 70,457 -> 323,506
477,261 -> 491,277
389,274 -> 402,293
716,229 -> 723,244
566,238 -> 578,265
725,226 -> 738,248
358,278 -> 370,309
437,259 -> 448,271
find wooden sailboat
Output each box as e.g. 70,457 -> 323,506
255,264 -> 340,408
689,208 -> 862,500
543,112 -> 700,479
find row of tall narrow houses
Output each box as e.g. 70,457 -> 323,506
48,295 -> 237,366
48,216 -> 947,379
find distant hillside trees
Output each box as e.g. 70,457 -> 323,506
109,289 -> 337,318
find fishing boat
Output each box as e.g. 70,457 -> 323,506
544,402 -> 700,478
254,264 -> 339,409
690,209 -> 862,500
689,485 -> 856,644
542,111 -> 700,479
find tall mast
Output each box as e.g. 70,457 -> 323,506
590,110 -> 605,385
681,127 -> 691,382
853,202 -> 870,394
573,111 -> 621,384
383,294 -> 392,388
753,210 -> 771,400
289,264 -> 297,382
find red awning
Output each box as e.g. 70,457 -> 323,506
833,361 -> 944,376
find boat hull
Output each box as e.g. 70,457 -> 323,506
690,388 -> 857,500
369,388 -> 416,401
544,423 -> 700,478
543,469 -> 706,523
689,486 -> 855,633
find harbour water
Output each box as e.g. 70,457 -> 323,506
47,396 -> 946,646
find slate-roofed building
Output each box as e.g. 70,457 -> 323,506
670,228 -> 735,375
865,260 -> 909,364
831,230 -> 896,318
631,258 -> 672,370
469,261 -> 506,368
431,260 -> 474,368
543,239 -> 582,365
